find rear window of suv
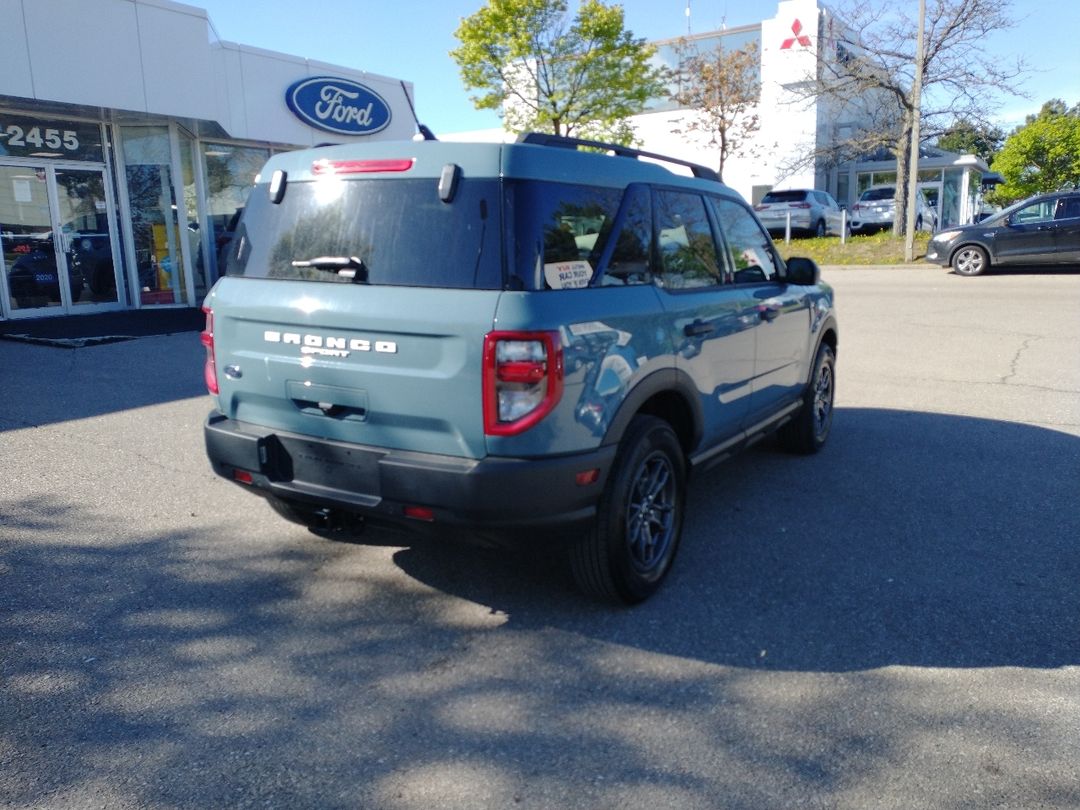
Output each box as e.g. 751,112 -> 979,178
224,178 -> 504,289
761,190 -> 809,204
860,187 -> 895,202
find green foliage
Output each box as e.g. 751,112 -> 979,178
451,0 -> 667,144
990,100 -> 1080,204
774,231 -> 931,265
935,119 -> 1004,164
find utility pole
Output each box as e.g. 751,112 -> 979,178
904,0 -> 926,263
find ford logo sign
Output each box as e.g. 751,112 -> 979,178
285,77 -> 392,136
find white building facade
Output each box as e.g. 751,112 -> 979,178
633,0 -> 989,226
0,0 -> 416,321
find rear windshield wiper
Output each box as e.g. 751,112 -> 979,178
291,255 -> 368,282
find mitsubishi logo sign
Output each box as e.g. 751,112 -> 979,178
781,19 -> 813,49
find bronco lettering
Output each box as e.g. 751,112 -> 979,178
264,330 -> 397,354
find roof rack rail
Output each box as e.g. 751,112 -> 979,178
516,132 -> 721,183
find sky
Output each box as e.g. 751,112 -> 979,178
195,0 -> 1080,137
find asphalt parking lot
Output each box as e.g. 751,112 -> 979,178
1,266 -> 1078,809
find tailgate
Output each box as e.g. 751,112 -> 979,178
206,277 -> 500,459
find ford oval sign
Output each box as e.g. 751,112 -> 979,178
285,77 -> 392,136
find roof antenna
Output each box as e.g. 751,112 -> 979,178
400,81 -> 437,141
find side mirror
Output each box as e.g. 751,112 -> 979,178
785,256 -> 820,286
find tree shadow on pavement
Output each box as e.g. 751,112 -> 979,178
391,407 -> 1080,672
2,407 -> 1079,808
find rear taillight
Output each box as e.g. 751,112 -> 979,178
201,306 -> 218,395
792,202 -> 812,209
483,331 -> 563,436
753,204 -> 766,211
311,158 -> 415,175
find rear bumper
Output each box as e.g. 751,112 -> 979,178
760,213 -> 812,232
204,412 -> 616,534
849,216 -> 891,232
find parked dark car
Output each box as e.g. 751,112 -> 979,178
925,191 -> 1080,276
7,233 -> 114,307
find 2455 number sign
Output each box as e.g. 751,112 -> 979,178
0,115 -> 104,162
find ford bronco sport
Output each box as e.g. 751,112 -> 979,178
202,133 -> 837,604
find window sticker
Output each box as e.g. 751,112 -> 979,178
544,260 -> 593,289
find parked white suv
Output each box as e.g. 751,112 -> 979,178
850,185 -> 937,234
754,189 -> 846,237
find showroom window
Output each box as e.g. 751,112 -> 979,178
200,143 -> 270,282
119,126 -> 189,306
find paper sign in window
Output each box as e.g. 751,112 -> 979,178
544,260 -> 593,289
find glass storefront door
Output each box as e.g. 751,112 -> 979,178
119,127 -> 191,307
56,168 -> 120,308
0,163 -> 120,317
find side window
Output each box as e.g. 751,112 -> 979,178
1012,199 -> 1056,225
602,185 -> 653,286
1056,197 -> 1080,220
511,180 -> 621,290
653,190 -> 723,289
712,197 -> 780,283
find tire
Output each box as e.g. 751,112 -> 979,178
814,219 -> 826,238
780,342 -> 836,455
951,245 -> 989,277
570,415 -> 686,604
915,216 -> 923,232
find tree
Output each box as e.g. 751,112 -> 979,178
935,119 -> 1005,164
670,39 -> 761,182
791,0 -> 1026,235
451,0 -> 667,144
990,100 -> 1080,204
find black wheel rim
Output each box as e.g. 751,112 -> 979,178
625,451 -> 677,574
813,357 -> 834,439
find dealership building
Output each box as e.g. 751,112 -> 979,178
0,0 -> 416,323
456,0 -> 994,233
633,0 -> 993,225
1,0 -> 991,325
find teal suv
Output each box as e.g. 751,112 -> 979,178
202,133 -> 838,603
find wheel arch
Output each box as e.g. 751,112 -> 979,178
948,241 -> 993,268
819,320 -> 838,356
601,369 -> 702,458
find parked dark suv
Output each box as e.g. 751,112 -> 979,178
201,133 -> 838,603
925,190 -> 1080,276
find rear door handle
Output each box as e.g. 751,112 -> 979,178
683,320 -> 716,337
757,305 -> 780,322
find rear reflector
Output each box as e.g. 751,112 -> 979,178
233,469 -> 253,484
312,158 -> 415,175
575,469 -> 600,486
403,506 -> 435,522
